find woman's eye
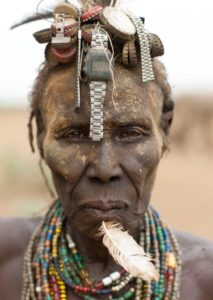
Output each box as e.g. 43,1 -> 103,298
58,129 -> 88,141
117,127 -> 150,140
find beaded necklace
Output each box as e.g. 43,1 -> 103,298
22,200 -> 182,300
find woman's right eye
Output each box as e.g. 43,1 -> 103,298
56,128 -> 88,141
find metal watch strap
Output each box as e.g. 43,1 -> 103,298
129,16 -> 155,83
91,29 -> 108,49
89,81 -> 106,141
89,29 -> 109,141
75,28 -> 82,108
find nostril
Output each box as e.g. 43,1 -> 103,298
90,176 -> 120,183
90,177 -> 102,184
111,176 -> 120,182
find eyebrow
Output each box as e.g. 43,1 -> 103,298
50,109 -> 154,133
50,119 -> 90,133
106,111 -> 154,129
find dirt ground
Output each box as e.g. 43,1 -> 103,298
0,99 -> 213,239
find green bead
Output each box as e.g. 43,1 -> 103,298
63,257 -> 69,263
124,290 -> 134,299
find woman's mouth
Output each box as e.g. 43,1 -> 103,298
82,200 -> 128,211
81,200 -> 128,218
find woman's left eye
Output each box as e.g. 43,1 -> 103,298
117,126 -> 151,140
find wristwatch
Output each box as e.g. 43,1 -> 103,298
84,29 -> 112,141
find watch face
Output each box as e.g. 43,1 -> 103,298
85,49 -> 112,81
101,7 -> 136,39
53,3 -> 79,19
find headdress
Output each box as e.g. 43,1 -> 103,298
12,0 -> 164,141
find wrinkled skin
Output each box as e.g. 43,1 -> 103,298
42,65 -> 163,244
0,64 -> 213,300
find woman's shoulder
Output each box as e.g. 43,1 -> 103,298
0,217 -> 41,299
175,230 -> 213,300
175,230 -> 213,260
0,217 -> 41,261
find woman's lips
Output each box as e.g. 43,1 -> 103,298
82,200 -> 128,212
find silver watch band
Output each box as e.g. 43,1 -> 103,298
89,29 -> 109,141
75,28 -> 82,108
89,81 -> 106,141
91,29 -> 108,49
129,16 -> 155,83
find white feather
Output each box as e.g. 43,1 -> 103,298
99,221 -> 159,282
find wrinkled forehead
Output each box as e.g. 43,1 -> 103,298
42,64 -> 163,127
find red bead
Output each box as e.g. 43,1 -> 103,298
95,283 -> 104,289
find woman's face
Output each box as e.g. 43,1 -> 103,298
41,65 -> 164,238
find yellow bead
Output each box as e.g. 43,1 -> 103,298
167,252 -> 176,269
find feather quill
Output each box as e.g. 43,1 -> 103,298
99,221 -> 159,282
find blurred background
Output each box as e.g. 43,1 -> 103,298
0,0 -> 213,239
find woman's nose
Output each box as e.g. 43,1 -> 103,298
86,143 -> 123,183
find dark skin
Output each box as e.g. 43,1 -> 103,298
0,64 -> 213,300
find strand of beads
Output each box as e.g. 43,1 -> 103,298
41,203 -> 136,299
21,200 -> 181,300
55,228 -> 136,298
135,207 -> 182,300
21,201 -> 59,300
153,209 -> 181,300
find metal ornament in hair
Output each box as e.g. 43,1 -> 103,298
89,81 -> 106,141
84,28 -> 113,141
75,15 -> 83,108
129,15 -> 155,83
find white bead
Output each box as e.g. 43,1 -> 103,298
36,286 -> 42,293
68,242 -> 75,248
102,277 -> 112,286
110,271 -> 120,281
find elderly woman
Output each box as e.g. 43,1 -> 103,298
0,1 -> 213,299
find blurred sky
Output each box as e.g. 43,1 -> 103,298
0,0 -> 213,106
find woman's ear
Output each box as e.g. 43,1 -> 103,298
161,99 -> 175,134
160,99 -> 175,152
